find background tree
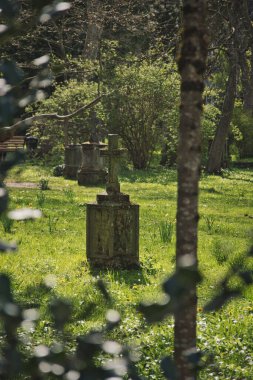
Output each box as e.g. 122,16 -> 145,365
206,0 -> 253,173
103,60 -> 180,169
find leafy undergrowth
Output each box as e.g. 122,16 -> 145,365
1,164 -> 253,379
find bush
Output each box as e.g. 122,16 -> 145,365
53,164 -> 65,177
27,80 -> 104,160
161,102 -> 221,167
38,178 -> 50,190
103,60 -> 180,169
232,103 -> 253,158
201,103 -> 221,164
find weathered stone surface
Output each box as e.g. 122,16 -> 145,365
100,134 -> 126,195
77,142 -> 107,186
86,202 -> 139,268
63,144 -> 82,179
96,192 -> 130,204
86,134 -> 140,269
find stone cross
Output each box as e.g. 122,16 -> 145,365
100,134 -> 125,195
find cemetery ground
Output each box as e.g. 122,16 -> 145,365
1,164 -> 253,379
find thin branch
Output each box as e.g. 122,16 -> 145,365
0,94 -> 103,142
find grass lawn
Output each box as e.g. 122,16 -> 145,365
1,164 -> 253,379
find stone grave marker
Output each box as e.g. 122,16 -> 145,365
63,144 -> 82,179
86,134 -> 139,268
77,141 -> 107,186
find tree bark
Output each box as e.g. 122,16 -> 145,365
207,51 -> 237,173
207,0 -> 252,173
82,0 -> 104,60
242,52 -> 253,116
175,1 -> 208,379
237,0 -> 253,113
240,49 -> 253,114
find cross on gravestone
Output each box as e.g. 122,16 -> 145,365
100,134 -> 126,195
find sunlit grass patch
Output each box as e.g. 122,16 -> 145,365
1,164 -> 253,379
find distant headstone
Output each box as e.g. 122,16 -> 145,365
63,144 -> 82,179
77,142 -> 107,186
86,134 -> 139,269
25,136 -> 38,152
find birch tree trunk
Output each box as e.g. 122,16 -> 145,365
175,1 -> 208,379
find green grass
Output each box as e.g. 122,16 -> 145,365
1,164 -> 253,379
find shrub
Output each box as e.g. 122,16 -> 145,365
39,178 -> 50,190
201,103 -> 221,164
232,103 -> 253,158
53,164 -> 65,177
36,191 -> 46,208
27,80 -> 104,160
159,220 -> 174,243
212,238 -> 231,265
103,60 -> 180,169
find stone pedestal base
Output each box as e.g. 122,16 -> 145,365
64,165 -> 78,180
63,144 -> 82,180
77,142 -> 107,186
77,169 -> 107,186
86,200 -> 139,269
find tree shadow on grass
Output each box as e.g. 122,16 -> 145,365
89,266 -> 148,286
120,167 -> 177,185
17,282 -> 53,308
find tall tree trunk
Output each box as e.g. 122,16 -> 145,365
240,51 -> 253,114
207,0 -> 251,173
175,1 -> 208,379
207,51 -> 237,173
237,0 -> 253,113
83,0 -> 104,60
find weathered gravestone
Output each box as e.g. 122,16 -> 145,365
86,134 -> 139,268
77,142 -> 107,186
63,144 -> 82,179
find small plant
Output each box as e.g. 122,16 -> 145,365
206,187 -> 218,194
63,187 -> 75,203
36,191 -> 46,208
212,238 -> 234,265
228,252 -> 246,271
53,164 -> 65,177
1,213 -> 14,233
159,220 -> 174,243
39,178 -> 50,190
47,215 -> 58,233
204,215 -> 215,233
